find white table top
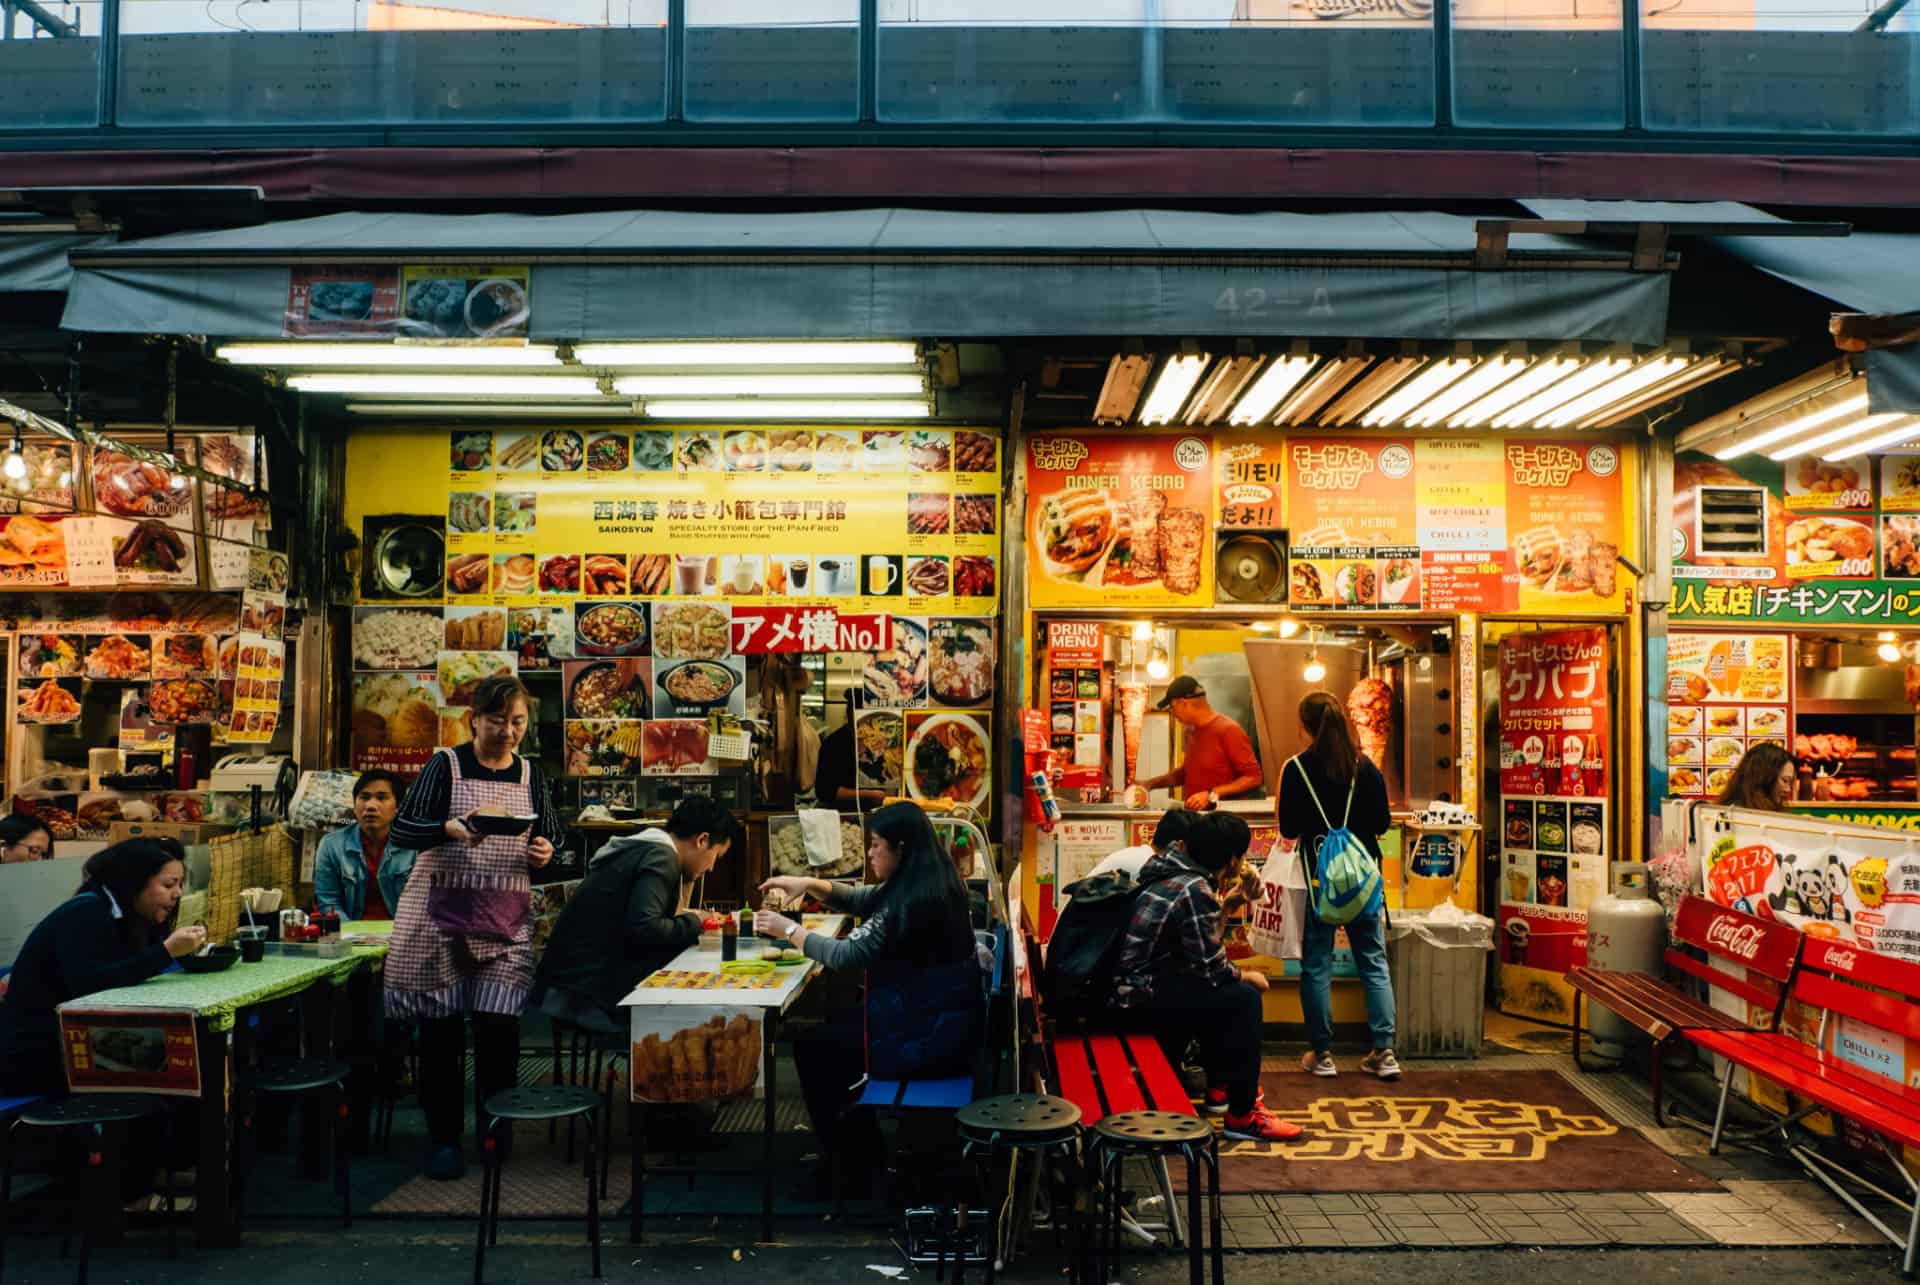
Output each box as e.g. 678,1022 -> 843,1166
617,914 -> 850,1015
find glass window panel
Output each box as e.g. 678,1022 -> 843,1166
685,0 -> 858,121
878,0 -> 1151,122
1158,0 -> 1435,126
0,2 -> 100,127
115,0 -> 666,127
1453,0 -> 1624,128
1643,0 -> 1920,134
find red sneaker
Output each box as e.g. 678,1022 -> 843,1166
1203,1086 -> 1264,1116
1222,1108 -> 1303,1142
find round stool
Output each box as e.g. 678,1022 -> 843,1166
242,1057 -> 353,1228
1088,1111 -> 1221,1285
954,1094 -> 1086,1285
547,1016 -> 627,1195
0,1094 -> 175,1285
475,1086 -> 603,1285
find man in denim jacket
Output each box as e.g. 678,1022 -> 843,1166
314,770 -> 418,921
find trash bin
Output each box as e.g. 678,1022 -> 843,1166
1385,903 -> 1495,1059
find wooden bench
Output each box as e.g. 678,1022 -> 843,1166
1049,1030 -> 1197,1126
1686,936 -> 1920,1278
1567,895 -> 1801,1127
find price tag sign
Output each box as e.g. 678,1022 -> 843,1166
62,517 -> 117,587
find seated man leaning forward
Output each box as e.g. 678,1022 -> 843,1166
313,769 -> 418,922
1107,810 -> 1300,1143
530,796 -> 742,1033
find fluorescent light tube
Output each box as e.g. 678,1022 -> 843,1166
1536,357 -> 1691,429
642,400 -> 931,420
574,341 -> 920,368
345,402 -> 636,418
1770,412 -> 1905,462
612,374 -> 925,397
1137,354 -> 1211,426
1820,416 -> 1920,460
1404,356 -> 1527,428
288,374 -> 605,397
1449,357 -> 1578,427
1318,358 -> 1422,428
1715,392 -> 1870,460
1228,356 -> 1318,426
1095,355 -> 1154,425
1362,358 -> 1475,427
1273,357 -> 1371,425
218,343 -> 561,367
1491,359 -> 1629,429
1185,356 -> 1263,427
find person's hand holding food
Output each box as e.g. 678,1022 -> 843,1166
759,875 -> 822,904
165,925 -> 208,958
528,835 -> 554,868
445,817 -> 480,846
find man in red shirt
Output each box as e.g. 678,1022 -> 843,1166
1140,676 -> 1264,811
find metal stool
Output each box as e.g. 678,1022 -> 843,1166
0,1094 -> 176,1285
372,1020 -> 421,1153
242,1057 -> 354,1227
547,1017 -> 625,1196
475,1086 -> 602,1285
955,1094 -> 1086,1285
1088,1112 -> 1222,1285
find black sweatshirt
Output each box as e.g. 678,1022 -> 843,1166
0,889 -> 174,1095
1275,753 -> 1393,865
531,829 -> 701,1023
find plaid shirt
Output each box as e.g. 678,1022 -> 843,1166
1111,854 -> 1239,1007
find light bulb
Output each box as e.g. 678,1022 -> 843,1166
1132,620 -> 1154,642
1146,655 -> 1170,681
1249,621 -> 1274,633
1303,657 -> 1327,683
1878,631 -> 1897,642
57,471 -> 70,489
169,473 -> 188,491
1879,641 -> 1902,663
3,448 -> 26,482
1277,618 -> 1301,639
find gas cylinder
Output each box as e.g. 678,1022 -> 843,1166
1584,862 -> 1669,1057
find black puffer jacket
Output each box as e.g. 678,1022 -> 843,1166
531,830 -> 700,1023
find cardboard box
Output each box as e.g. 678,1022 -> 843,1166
107,821 -> 229,846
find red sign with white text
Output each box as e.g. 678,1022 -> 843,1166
729,609 -> 890,654
1497,627 -> 1610,799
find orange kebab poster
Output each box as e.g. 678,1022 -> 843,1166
1025,433 -> 1215,608
1283,439 -> 1421,611
1505,440 -> 1632,613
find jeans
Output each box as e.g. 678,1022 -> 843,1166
1123,973 -> 1265,1116
1298,913 -> 1395,1055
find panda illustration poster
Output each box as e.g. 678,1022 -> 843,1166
1699,805 -> 1920,965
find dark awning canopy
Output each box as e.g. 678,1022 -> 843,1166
0,225 -> 114,294
62,208 -> 1673,344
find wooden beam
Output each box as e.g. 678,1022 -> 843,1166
1831,311 -> 1920,352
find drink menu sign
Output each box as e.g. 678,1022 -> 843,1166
1045,620 -> 1106,790
1672,449 -> 1920,625
1285,438 -> 1630,615
1496,626 -> 1613,1022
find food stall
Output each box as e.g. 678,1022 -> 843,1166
339,425 -> 1007,897
1666,446 -> 1920,829
1016,429 -> 1644,1032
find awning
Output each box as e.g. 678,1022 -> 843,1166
0,226 -> 114,294
62,208 -> 1672,345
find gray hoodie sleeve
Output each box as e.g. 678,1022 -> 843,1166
802,907 -> 890,972
822,881 -> 881,916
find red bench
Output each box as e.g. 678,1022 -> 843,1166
1049,1030 -> 1196,1125
1567,895 -> 1800,1127
1690,935 -> 1920,1277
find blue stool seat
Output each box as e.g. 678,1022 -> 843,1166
858,1077 -> 975,1110
0,1097 -> 43,1118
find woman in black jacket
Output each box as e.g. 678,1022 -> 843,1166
1276,691 -> 1400,1082
0,838 -> 206,1096
754,801 -> 980,1192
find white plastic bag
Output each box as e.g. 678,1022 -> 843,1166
797,808 -> 845,868
1247,841 -> 1307,961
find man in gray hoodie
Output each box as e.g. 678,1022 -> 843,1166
531,797 -> 741,1033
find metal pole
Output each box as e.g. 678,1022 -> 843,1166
1622,0 -> 1643,129
14,0 -> 79,39
858,0 -> 877,123
665,0 -> 685,121
1432,0 -> 1453,128
96,0 -> 121,126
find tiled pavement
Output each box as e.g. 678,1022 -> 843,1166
1202,1186 -> 1880,1250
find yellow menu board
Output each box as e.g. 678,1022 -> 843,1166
347,427 -> 1000,617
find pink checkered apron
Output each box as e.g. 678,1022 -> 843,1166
383,748 -> 535,1020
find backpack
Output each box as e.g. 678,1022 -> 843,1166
1288,755 -> 1384,926
1041,863 -> 1179,1020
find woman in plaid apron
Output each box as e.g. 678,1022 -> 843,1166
387,676 -> 562,1180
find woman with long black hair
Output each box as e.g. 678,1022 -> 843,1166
0,838 -> 205,1095
755,800 -> 981,1192
1276,691 -> 1399,1081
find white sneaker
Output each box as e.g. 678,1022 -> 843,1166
1301,1050 -> 1337,1078
1361,1048 -> 1402,1081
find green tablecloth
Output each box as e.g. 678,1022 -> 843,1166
59,952 -> 366,1033
341,920 -> 394,962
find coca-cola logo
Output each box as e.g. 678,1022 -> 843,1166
1823,948 -> 1858,974
1704,916 -> 1765,961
